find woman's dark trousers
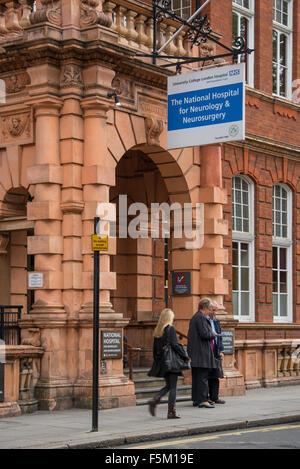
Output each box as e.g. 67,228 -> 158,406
156,373 -> 178,404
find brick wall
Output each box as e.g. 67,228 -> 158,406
223,145 -> 300,324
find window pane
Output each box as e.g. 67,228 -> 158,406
241,244 -> 249,265
233,291 -> 239,316
233,267 -> 239,290
273,247 -> 278,268
280,294 -> 287,316
280,271 -> 287,292
241,267 -> 249,290
273,269 -> 278,291
241,292 -> 249,315
273,294 -> 278,316
280,248 -> 286,269
233,12 -> 238,39
236,218 -> 242,231
243,220 -> 249,232
232,243 -> 238,265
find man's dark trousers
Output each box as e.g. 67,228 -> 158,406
208,376 -> 219,402
192,367 -> 210,404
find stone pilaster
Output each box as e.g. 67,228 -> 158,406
200,144 -> 245,396
80,95 -> 117,317
27,99 -> 65,316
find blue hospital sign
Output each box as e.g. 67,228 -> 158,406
167,63 -> 245,149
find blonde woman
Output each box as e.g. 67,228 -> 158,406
148,308 -> 189,419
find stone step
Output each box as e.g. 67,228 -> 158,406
135,385 -> 191,401
136,395 -> 192,406
124,367 -> 151,380
133,377 -> 185,389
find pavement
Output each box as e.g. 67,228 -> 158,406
0,385 -> 300,449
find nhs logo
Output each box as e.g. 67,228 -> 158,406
229,69 -> 240,77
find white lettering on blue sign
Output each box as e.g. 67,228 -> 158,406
167,63 -> 245,150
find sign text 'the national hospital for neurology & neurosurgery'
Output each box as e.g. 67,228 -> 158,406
167,63 -> 245,150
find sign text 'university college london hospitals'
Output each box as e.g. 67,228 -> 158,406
167,63 -> 245,150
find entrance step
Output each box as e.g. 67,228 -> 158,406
124,367 -> 191,406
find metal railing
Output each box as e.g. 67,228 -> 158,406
0,306 -> 22,346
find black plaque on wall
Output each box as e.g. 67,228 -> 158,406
222,330 -> 234,355
0,363 -> 4,403
101,330 -> 122,359
172,272 -> 191,295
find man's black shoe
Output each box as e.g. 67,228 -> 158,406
212,399 -> 226,404
192,402 -> 199,407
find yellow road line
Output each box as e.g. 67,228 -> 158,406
129,424 -> 300,449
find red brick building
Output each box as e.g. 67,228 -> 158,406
0,0 -> 299,416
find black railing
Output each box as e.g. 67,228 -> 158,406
0,306 -> 22,346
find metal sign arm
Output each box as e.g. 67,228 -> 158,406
157,0 -> 212,55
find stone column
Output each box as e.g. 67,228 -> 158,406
60,63 -> 85,387
27,99 -> 65,316
199,144 -> 245,396
80,97 -> 117,317
199,144 -> 228,313
25,95 -> 74,410
74,66 -> 136,408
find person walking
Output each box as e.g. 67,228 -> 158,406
148,308 -> 189,419
187,298 -> 217,409
207,301 -> 226,405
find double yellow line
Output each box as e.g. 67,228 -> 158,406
129,423 -> 300,449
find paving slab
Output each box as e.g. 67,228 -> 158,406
0,386 -> 300,449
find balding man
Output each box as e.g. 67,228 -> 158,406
187,298 -> 217,409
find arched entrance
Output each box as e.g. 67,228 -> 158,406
109,143 -> 199,366
0,187 -> 34,313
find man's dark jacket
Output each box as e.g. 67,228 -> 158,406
209,317 -> 224,358
187,311 -> 216,369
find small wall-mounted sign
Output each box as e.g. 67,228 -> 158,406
100,360 -> 107,375
172,271 -> 191,295
28,272 -> 44,289
101,330 -> 122,359
222,330 -> 235,355
92,234 -> 108,251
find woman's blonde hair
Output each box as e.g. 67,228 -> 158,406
153,308 -> 174,338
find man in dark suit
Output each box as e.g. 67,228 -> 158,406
187,298 -> 218,409
207,301 -> 226,405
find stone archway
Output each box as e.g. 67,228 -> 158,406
107,109 -> 201,364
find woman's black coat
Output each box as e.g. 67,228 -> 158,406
148,325 -> 187,378
187,311 -> 217,369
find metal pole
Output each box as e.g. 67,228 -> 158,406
153,0 -> 157,65
157,0 -> 211,55
92,217 -> 100,432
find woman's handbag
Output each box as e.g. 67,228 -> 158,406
163,343 -> 190,373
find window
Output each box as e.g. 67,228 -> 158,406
171,0 -> 191,20
273,0 -> 293,99
232,175 -> 255,322
232,0 -> 255,86
272,184 -> 293,322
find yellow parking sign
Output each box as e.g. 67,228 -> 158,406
92,234 -> 108,251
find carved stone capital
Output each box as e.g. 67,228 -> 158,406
61,64 -> 83,89
2,72 -> 31,94
0,234 -> 9,255
145,116 -> 164,145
